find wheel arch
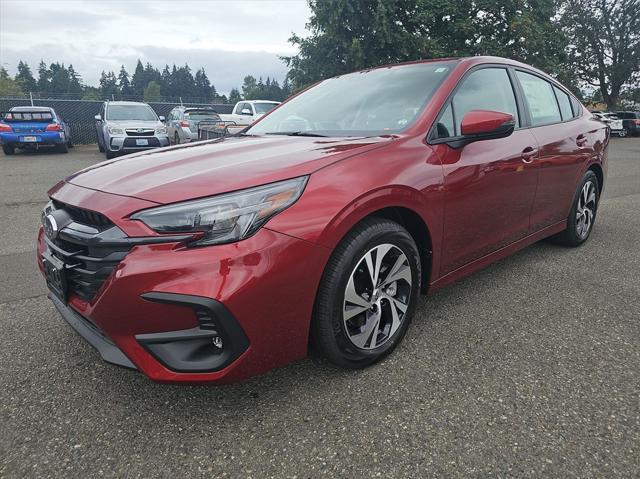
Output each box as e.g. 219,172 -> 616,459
315,186 -> 437,295
587,162 -> 604,195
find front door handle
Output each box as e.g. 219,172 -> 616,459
521,146 -> 538,163
576,134 -> 588,147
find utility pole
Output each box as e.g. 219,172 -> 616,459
29,92 -> 34,106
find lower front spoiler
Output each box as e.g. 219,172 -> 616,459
48,292 -> 136,369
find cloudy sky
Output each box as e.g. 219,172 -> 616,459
0,0 -> 311,94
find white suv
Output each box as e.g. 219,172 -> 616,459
95,101 -> 169,159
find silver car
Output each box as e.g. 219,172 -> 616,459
166,106 -> 222,144
95,101 -> 169,159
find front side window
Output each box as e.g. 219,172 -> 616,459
254,103 -> 278,114
435,68 -> 518,139
247,61 -> 455,137
516,71 -> 561,126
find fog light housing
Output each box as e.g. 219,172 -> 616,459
136,292 -> 249,373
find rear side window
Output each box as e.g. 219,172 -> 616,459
448,68 -> 519,137
553,86 -> 573,121
517,71 -> 561,126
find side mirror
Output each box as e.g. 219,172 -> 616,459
460,110 -> 515,141
241,108 -> 252,115
159,115 -> 165,122
94,114 -> 102,121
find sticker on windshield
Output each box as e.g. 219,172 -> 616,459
435,67 -> 448,73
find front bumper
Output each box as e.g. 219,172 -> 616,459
0,131 -> 65,146
107,135 -> 170,153
38,182 -> 328,384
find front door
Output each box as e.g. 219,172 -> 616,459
430,67 -> 539,275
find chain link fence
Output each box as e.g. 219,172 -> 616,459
0,97 -> 234,144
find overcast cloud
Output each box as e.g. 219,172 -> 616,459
0,0 -> 311,94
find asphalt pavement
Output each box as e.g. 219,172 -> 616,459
1,139 -> 639,478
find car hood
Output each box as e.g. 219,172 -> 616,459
66,135 -> 393,204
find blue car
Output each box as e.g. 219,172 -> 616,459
0,106 -> 72,155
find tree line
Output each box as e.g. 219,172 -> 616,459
283,0 -> 639,108
0,59 -> 292,104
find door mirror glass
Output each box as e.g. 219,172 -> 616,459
94,114 -> 102,121
241,108 -> 252,115
460,110 -> 515,140
159,115 -> 165,122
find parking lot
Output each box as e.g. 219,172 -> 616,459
1,139 -> 639,477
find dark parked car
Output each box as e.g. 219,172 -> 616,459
0,106 -> 72,155
614,111 -> 640,136
37,56 -> 607,384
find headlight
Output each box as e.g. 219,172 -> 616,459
155,126 -> 167,135
107,125 -> 124,135
131,176 -> 308,246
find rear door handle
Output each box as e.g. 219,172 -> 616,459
521,146 -> 538,163
576,134 -> 588,147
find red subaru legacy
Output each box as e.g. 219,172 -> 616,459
37,56 -> 607,384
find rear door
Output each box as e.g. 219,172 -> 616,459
431,66 -> 540,275
514,70 -> 590,231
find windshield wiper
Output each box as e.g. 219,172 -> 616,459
265,131 -> 328,137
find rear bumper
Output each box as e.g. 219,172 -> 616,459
0,131 -> 65,145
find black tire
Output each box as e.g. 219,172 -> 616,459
57,141 -> 69,153
551,170 -> 599,246
618,129 -> 627,138
67,139 -> 74,149
98,140 -> 104,152
2,144 -> 15,155
105,150 -> 117,160
312,218 -> 421,368
174,132 -> 180,145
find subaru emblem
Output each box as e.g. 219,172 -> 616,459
43,214 -> 59,240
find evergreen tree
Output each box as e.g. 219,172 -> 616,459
131,59 -> 146,96
118,65 -> 133,97
228,88 -> 242,104
37,60 -> 50,92
0,67 -> 24,97
99,70 -> 119,99
67,64 -> 83,94
143,81 -> 162,102
15,61 -> 37,93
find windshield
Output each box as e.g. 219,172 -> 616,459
248,61 -> 455,137
106,105 -> 157,121
185,110 -> 220,121
254,103 -> 279,114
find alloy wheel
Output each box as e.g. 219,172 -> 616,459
343,244 -> 412,350
576,180 -> 597,239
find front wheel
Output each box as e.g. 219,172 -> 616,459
618,129 -> 628,138
312,218 -> 421,368
105,150 -> 117,159
2,144 -> 15,155
551,170 -> 599,246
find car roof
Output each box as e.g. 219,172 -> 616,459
106,101 -> 151,107
10,106 -> 53,112
247,100 -> 280,104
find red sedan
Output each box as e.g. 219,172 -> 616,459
37,56 -> 607,383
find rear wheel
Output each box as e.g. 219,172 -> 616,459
551,170 -> 599,246
312,218 -> 421,368
174,132 -> 180,145
57,141 -> 69,153
2,144 -> 15,155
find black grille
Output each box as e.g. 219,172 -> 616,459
123,137 -> 160,147
125,129 -> 155,137
52,200 -> 112,227
45,203 -> 132,301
